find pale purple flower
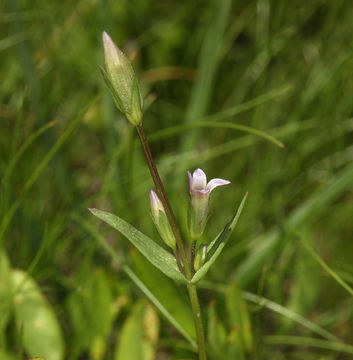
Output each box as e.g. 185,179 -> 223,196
187,168 -> 230,195
187,168 -> 230,239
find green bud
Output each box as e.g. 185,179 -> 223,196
149,190 -> 176,249
102,31 -> 143,125
194,244 -> 207,272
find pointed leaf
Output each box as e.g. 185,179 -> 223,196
191,193 -> 248,283
89,208 -> 185,282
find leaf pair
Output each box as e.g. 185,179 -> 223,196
89,192 -> 247,283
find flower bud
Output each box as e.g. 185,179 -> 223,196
194,244 -> 207,271
149,190 -> 176,249
188,168 -> 230,240
101,31 -> 143,125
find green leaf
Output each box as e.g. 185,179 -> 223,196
88,269 -> 114,338
226,282 -> 253,354
114,300 -> 159,360
130,250 -> 196,345
0,349 -> 17,360
11,270 -> 64,360
191,193 -> 248,283
89,208 -> 185,282
0,252 -> 11,335
207,302 -> 227,359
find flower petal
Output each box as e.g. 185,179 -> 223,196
192,168 -> 207,191
206,178 -> 231,193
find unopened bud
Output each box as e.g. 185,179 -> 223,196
149,190 -> 176,249
101,31 -> 143,125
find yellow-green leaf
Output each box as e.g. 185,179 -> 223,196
11,270 -> 64,360
114,300 -> 159,360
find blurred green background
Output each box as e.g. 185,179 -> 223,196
1,0 -> 353,359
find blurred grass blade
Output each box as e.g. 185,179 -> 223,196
264,335 -> 353,355
0,32 -> 25,52
131,250 -> 196,344
0,252 -> 12,333
11,270 -> 64,360
226,282 -> 253,354
114,300 -> 159,360
207,302 -> 227,358
198,281 -> 339,342
149,84 -> 293,147
233,162 -> 353,286
243,291 -> 340,342
179,0 -> 232,163
89,208 -> 185,282
301,239 -> 353,297
191,193 -> 247,283
149,121 -> 284,148
0,98 -> 97,245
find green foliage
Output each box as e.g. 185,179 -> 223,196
11,270 -> 64,360
114,300 -> 159,360
1,0 -> 353,358
130,250 -> 196,344
89,208 -> 185,282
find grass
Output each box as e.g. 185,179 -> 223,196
1,0 -> 353,359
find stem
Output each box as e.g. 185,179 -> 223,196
136,123 -> 190,278
187,283 -> 207,360
135,122 -> 207,359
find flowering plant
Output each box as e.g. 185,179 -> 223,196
90,32 -> 248,360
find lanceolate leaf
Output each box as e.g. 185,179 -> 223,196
89,208 -> 185,283
191,193 -> 248,283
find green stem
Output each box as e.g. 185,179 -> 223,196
187,283 -> 207,360
135,122 -> 207,359
136,123 -> 190,277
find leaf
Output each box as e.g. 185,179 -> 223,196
191,193 -> 248,283
11,270 -> 64,360
69,269 -> 114,359
114,300 -> 159,360
130,250 -> 196,345
0,350 -> 17,360
74,213 -> 195,347
207,302 -> 227,359
89,208 -> 185,282
226,282 -> 253,354
0,253 -> 12,334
